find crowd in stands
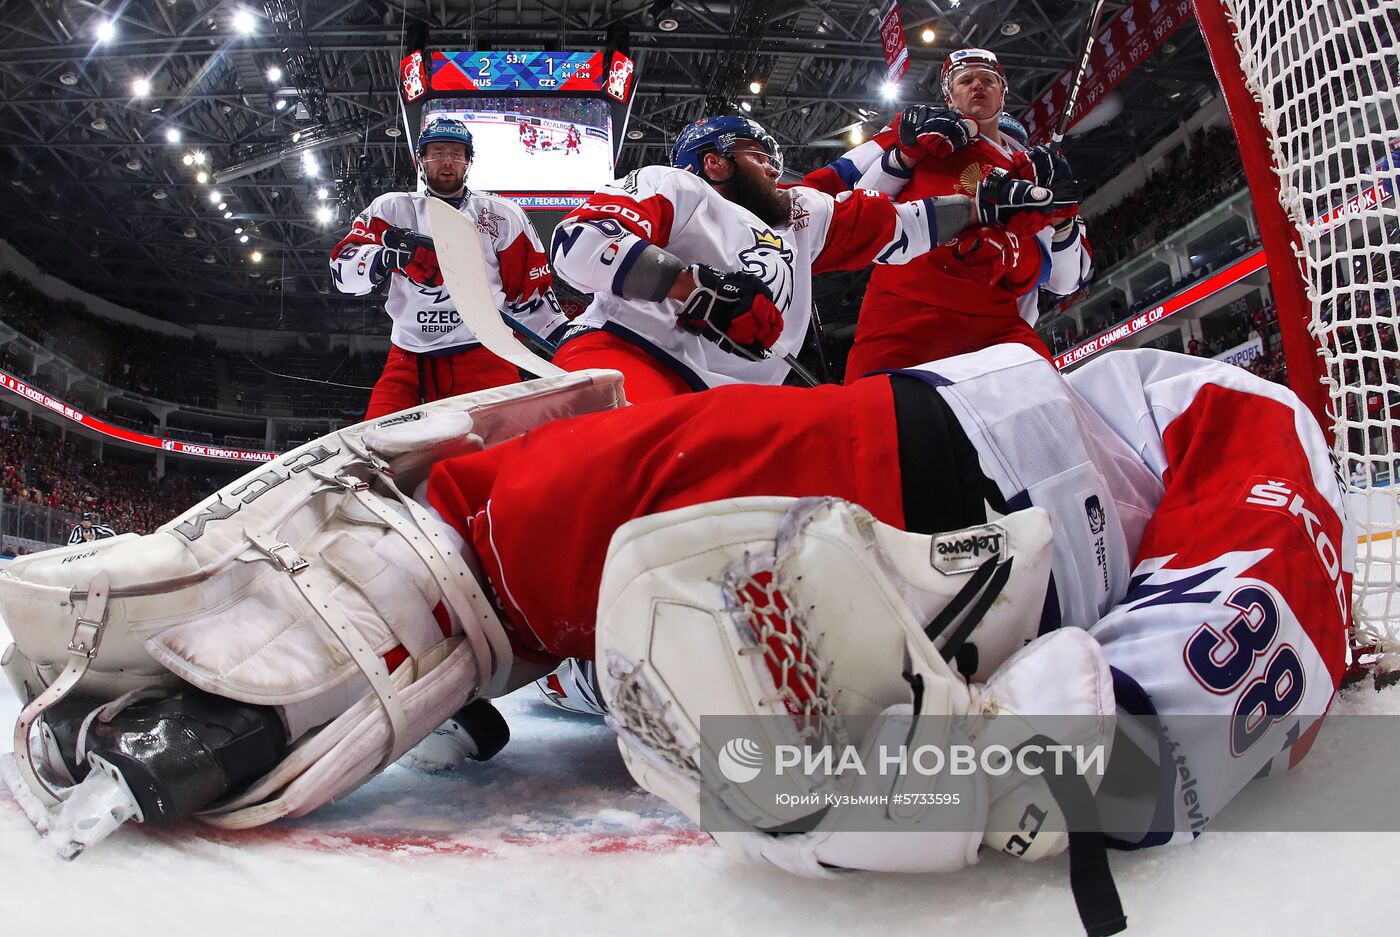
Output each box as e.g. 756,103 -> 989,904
1086,125 -> 1248,272
1,409 -> 238,545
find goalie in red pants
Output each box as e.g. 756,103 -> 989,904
1,346 -> 1349,936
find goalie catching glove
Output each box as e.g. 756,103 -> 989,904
675,264 -> 784,358
381,226 -> 442,287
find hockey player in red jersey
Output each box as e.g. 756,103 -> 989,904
564,124 -> 582,155
2,342 -> 1351,933
547,114 -> 1062,403
331,117 -> 568,418
518,120 -> 538,153
805,49 -> 1092,381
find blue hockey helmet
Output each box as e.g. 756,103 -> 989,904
417,116 -> 475,160
670,115 -> 783,178
997,112 -> 1030,146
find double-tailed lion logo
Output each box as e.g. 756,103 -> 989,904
737,228 -> 795,312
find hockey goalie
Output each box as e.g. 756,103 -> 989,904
0,344 -> 1351,937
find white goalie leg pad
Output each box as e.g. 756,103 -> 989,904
596,496 -> 1058,876
0,370 -> 624,830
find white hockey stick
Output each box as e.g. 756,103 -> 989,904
426,197 -> 565,379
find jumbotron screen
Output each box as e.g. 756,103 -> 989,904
422,96 -> 615,210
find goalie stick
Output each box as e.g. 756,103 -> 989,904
428,198 -> 821,388
427,197 -> 566,379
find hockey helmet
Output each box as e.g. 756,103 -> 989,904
997,112 -> 1030,146
940,48 -> 1008,102
670,115 -> 783,178
417,116 -> 475,161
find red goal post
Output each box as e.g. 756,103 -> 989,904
1193,0 -> 1400,652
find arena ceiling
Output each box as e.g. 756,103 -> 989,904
0,0 -> 1223,334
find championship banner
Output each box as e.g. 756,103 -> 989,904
1022,0 -> 1194,144
0,370 -> 277,463
1054,248 -> 1266,368
879,5 -> 910,83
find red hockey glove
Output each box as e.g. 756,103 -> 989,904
898,105 -> 977,163
948,225 -> 1043,294
381,226 -> 442,287
1010,143 -> 1075,188
676,265 -> 784,358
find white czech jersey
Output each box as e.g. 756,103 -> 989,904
329,190 -> 567,353
550,166 -> 946,389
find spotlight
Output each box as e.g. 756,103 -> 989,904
234,227 -> 244,234
232,9 -> 256,34
132,77 -> 151,97
315,205 -> 333,224
196,171 -> 209,184
240,234 -> 249,243
274,99 -> 287,111
209,190 -> 221,203
165,128 -> 181,143
266,66 -> 282,82
849,126 -> 864,145
218,202 -> 227,211
920,28 -> 936,43
223,211 -> 233,219
302,151 -> 319,176
316,187 -> 329,200
748,80 -> 763,94
95,19 -> 116,42
880,80 -> 899,101
182,153 -> 194,166
193,152 -> 206,165
250,250 -> 263,263
740,101 -> 753,112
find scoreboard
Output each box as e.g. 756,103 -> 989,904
428,51 -> 636,99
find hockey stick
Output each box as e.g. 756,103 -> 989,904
426,197 -> 565,379
1053,0 -> 1112,145
700,327 -> 822,387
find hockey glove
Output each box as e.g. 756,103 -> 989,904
1010,143 -> 1075,188
898,104 -> 977,162
975,168 -> 1069,226
948,224 -> 1043,295
381,226 -> 443,287
676,264 -> 784,357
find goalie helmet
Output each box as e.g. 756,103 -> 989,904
940,48 -> 1008,103
670,115 -> 784,179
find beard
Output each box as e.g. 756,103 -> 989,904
730,162 -> 793,227
425,169 -> 465,196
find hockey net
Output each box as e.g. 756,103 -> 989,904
1194,0 -> 1400,664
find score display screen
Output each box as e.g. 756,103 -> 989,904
422,97 -> 615,210
430,51 -> 635,101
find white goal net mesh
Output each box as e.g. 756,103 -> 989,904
1212,0 -> 1400,649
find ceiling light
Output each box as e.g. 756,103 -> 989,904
626,128 -> 644,140
880,80 -> 899,101
302,151 -> 319,176
1000,22 -> 1021,36
204,254 -> 216,263
849,126 -> 864,145
60,72 -> 78,86
315,206 -> 333,224
95,19 -> 116,42
920,28 -> 936,43
126,159 -> 142,171
196,170 -> 209,184
90,118 -> 109,132
266,66 -> 282,82
132,77 -> 151,97
182,153 -> 194,166
658,14 -> 679,30
240,234 -> 249,243
274,99 -> 287,111
232,9 -> 256,34
193,152 -> 206,165
223,210 -> 233,218
316,187 -> 329,200
250,250 -> 263,263
290,131 -> 302,143
748,80 -> 763,94
234,226 -> 244,234
89,248 -> 100,258
165,128 -> 181,143
152,189 -> 168,200
385,127 -> 401,138
183,228 -> 197,238
740,101 -> 752,112
209,190 -> 222,203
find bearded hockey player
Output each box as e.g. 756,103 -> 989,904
805,49 -> 1092,380
331,116 -> 568,419
1,345 -> 1348,937
547,114 -> 1062,403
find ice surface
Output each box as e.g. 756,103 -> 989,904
2,614 -> 1399,936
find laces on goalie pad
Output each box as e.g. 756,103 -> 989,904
596,497 -> 1123,936
0,370 -> 625,854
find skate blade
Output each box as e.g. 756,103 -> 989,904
43,754 -> 144,860
0,752 -> 54,836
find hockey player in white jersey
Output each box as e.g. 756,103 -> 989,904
547,114 -> 1064,403
0,345 -> 1351,936
330,116 -> 568,419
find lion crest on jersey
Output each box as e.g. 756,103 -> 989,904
738,228 -> 795,312
476,208 -> 505,239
